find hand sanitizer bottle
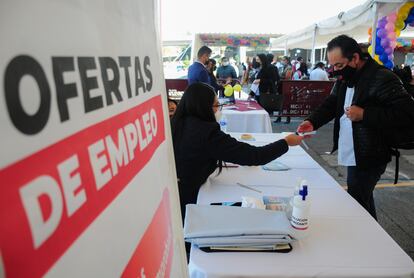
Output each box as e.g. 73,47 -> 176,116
291,185 -> 310,231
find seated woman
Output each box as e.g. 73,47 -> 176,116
168,98 -> 178,118
171,82 -> 303,220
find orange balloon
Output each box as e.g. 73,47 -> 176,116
368,27 -> 372,36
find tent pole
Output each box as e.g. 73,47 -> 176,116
284,39 -> 288,56
311,24 -> 317,65
371,1 -> 378,58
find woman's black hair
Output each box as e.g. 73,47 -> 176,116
257,53 -> 269,68
313,62 -> 325,70
266,53 -> 274,64
167,98 -> 178,106
171,82 -> 223,173
298,62 -> 308,76
208,58 -> 217,73
252,58 -> 260,69
171,82 -> 216,127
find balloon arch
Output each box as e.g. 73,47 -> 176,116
368,1 -> 414,68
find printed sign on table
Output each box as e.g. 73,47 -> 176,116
0,0 -> 187,277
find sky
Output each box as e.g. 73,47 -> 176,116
161,0 -> 368,40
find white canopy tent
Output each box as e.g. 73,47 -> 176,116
270,0 -> 410,64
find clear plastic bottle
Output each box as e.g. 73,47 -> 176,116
219,114 -> 228,132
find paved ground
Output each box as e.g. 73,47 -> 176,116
271,117 -> 414,260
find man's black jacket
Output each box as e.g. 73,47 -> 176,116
307,57 -> 414,169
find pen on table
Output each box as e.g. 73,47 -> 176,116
236,182 -> 262,193
223,164 -> 239,168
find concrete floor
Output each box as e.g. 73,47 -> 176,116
272,117 -> 414,260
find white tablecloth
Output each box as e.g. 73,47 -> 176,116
189,133 -> 414,278
222,108 -> 272,133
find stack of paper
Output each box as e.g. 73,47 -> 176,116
184,205 -> 295,250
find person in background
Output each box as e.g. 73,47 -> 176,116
242,57 -> 252,85
252,54 -> 278,104
275,56 -> 292,124
297,35 -> 414,219
280,56 -> 293,80
241,61 -> 247,74
216,57 -> 237,80
249,57 -> 260,82
293,56 -> 309,79
206,58 -> 223,94
292,63 -> 303,80
171,82 -> 304,221
275,56 -> 283,72
266,53 -> 281,84
187,46 -> 212,85
310,62 -> 330,81
237,62 -> 244,79
168,98 -> 178,118
393,66 -> 414,97
229,57 -> 240,78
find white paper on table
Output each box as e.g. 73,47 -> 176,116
250,83 -> 259,94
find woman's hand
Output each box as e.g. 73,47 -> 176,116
284,134 -> 304,146
253,79 -> 260,84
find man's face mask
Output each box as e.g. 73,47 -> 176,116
333,64 -> 357,81
222,61 -> 229,66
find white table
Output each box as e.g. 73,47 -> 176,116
222,105 -> 272,133
189,133 -> 414,278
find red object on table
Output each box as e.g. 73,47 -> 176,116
231,100 -> 264,112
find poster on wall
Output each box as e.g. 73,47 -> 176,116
0,0 -> 188,277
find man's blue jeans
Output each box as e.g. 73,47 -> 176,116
347,164 -> 387,220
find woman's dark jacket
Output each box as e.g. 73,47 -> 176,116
173,116 -> 288,218
209,72 -> 222,93
257,65 -> 279,94
307,57 -> 414,169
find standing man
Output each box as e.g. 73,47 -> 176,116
188,46 -> 212,85
216,57 -> 237,80
310,62 -> 329,81
297,35 -> 414,219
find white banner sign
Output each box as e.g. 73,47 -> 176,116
0,0 -> 188,277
